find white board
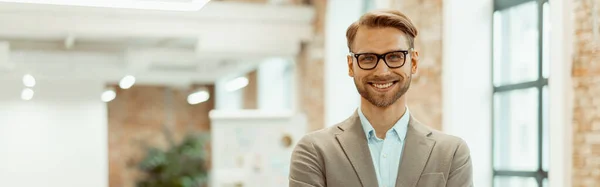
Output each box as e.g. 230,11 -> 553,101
209,110 -> 307,187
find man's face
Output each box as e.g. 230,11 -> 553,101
347,27 -> 418,108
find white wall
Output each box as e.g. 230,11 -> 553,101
215,75 -> 244,110
258,58 -> 294,111
0,78 -> 108,187
324,0 -> 362,127
548,0 -> 574,185
442,0 -> 493,186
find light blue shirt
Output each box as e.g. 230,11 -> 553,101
358,106 -> 410,187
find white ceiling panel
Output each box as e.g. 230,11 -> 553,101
0,1 -> 314,85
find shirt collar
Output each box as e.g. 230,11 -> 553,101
357,105 -> 410,142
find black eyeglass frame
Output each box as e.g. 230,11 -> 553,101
349,49 -> 412,70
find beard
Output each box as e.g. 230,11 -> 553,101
354,74 -> 411,108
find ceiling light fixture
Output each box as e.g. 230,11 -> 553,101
225,76 -> 249,92
21,88 -> 34,101
119,75 -> 136,89
101,89 -> 117,103
22,74 -> 36,87
187,88 -> 210,105
0,0 -> 211,11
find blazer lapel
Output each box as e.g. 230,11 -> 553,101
335,112 -> 379,187
395,116 -> 436,187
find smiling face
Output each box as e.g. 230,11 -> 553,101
347,27 -> 418,108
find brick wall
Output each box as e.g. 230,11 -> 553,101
243,70 -> 258,109
391,0 -> 443,130
108,85 -> 214,187
297,0 -> 326,131
572,0 -> 600,186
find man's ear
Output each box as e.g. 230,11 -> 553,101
347,55 -> 354,77
410,50 -> 419,74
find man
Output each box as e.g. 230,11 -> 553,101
289,9 -> 473,187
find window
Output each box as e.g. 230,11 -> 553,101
492,0 -> 549,187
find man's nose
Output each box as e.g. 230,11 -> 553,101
373,58 -> 392,75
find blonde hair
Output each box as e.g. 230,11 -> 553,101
346,9 -> 418,52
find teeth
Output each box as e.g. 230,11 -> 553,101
373,82 -> 393,89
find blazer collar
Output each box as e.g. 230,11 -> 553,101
336,110 -> 436,187
335,111 -> 378,187
395,116 -> 436,187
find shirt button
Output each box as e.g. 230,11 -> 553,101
383,154 -> 387,158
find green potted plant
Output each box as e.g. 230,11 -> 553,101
136,131 -> 210,187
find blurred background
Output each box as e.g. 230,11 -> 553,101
0,0 -> 596,187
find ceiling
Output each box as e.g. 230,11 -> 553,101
0,1 -> 315,86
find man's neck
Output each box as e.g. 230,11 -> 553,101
360,97 -> 407,139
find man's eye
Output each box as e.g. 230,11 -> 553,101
361,56 -> 375,61
389,55 -> 401,60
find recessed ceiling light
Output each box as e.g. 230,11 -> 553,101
187,88 -> 210,105
101,89 -> 117,103
21,88 -> 34,101
225,76 -> 248,92
119,75 -> 136,89
23,74 -> 36,87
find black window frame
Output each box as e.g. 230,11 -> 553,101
491,0 -> 550,186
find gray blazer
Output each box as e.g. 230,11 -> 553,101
289,112 -> 473,187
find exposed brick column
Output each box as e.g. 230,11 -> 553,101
391,0 -> 443,130
572,0 -> 600,186
296,0 -> 326,132
243,70 -> 258,109
108,85 -> 215,187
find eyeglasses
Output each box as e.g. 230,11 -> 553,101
350,49 -> 411,70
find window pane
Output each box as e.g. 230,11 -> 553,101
543,86 -> 549,171
493,1 -> 539,86
494,176 -> 538,187
544,178 -> 549,187
494,88 -> 539,171
543,2 -> 550,78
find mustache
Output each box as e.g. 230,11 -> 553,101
363,75 -> 402,82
